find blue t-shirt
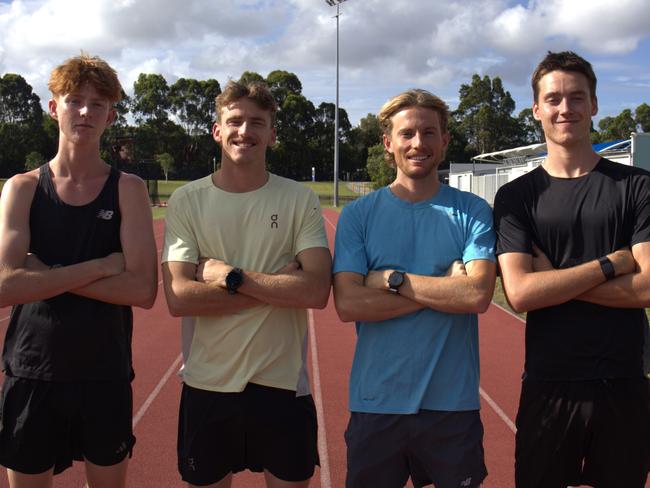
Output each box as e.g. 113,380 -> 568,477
333,185 -> 495,414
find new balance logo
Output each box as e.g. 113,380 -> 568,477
460,477 -> 472,487
97,209 -> 114,220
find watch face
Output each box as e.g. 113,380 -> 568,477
388,271 -> 404,289
226,268 -> 243,292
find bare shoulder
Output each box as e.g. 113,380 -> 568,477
117,171 -> 147,193
1,170 -> 40,202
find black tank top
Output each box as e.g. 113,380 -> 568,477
2,164 -> 134,381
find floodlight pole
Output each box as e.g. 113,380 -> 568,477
326,0 -> 347,207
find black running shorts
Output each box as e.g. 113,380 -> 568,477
177,382 -> 319,486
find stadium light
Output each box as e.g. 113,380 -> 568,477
325,0 -> 348,207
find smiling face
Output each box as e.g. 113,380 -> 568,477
533,70 -> 597,149
49,83 -> 115,145
212,97 -> 276,168
383,106 -> 450,181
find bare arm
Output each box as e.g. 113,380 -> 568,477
197,247 -> 332,310
69,175 -> 158,308
163,246 -> 331,317
333,261 -> 471,322
333,271 -> 424,322
573,242 -> 650,308
162,260 -> 263,317
366,259 -> 496,314
498,247 -> 635,313
0,173 -> 122,307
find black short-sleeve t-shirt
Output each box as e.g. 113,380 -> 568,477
493,158 -> 650,380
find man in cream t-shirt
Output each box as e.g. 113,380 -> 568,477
162,80 -> 332,488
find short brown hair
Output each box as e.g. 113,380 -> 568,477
215,80 -> 277,124
531,51 -> 597,102
48,53 -> 122,103
378,89 -> 449,167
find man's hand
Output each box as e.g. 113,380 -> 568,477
25,253 -> 48,271
100,252 -> 125,278
532,244 -> 553,272
276,261 -> 300,274
196,258 -> 231,286
445,260 -> 467,277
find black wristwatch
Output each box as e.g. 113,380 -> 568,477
598,256 -> 616,281
387,270 -> 405,293
226,267 -> 244,294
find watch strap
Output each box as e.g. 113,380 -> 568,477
598,256 -> 616,281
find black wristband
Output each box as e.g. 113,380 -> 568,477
598,256 -> 616,281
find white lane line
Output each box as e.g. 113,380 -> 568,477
309,309 -> 332,488
132,353 -> 182,428
490,301 -> 525,323
479,387 -> 517,434
322,212 -> 337,232
0,315 -> 9,323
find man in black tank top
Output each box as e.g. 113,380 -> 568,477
0,54 -> 157,488
494,51 -> 650,488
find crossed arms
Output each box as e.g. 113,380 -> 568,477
333,259 -> 496,323
0,172 -> 158,309
498,242 -> 650,313
162,247 -> 332,317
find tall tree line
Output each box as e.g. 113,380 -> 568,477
0,71 -> 648,183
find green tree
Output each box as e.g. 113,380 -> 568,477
455,74 -> 521,154
131,73 -> 171,123
636,103 -> 650,132
24,151 -> 45,171
268,93 -> 317,179
155,152 -> 175,181
170,78 -> 221,135
445,118 -> 475,167
0,73 -> 42,126
238,71 -> 265,86
266,70 -> 302,107
598,108 -> 636,140
517,108 -> 544,144
366,143 -> 395,189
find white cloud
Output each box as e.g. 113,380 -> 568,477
0,0 -> 648,124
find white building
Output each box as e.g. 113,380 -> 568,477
449,133 -> 650,205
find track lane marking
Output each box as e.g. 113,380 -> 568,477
479,387 -> 517,434
132,353 -> 182,428
309,309 -> 332,488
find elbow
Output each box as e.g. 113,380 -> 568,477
333,296 -> 357,323
506,295 -> 529,314
309,286 -> 331,310
474,295 -> 492,314
132,278 -> 158,309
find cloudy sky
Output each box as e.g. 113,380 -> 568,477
1,0 -> 649,126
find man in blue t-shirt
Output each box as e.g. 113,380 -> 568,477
333,89 -> 496,488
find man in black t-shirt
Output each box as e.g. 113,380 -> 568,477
494,51 -> 650,488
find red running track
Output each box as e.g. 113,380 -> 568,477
0,209 -> 642,487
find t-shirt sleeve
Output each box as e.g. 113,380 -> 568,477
493,184 -> 533,256
632,172 -> 650,246
332,203 -> 368,276
463,197 -> 496,263
161,191 -> 200,264
294,190 -> 329,255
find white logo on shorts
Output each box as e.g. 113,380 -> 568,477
97,209 -> 114,220
460,477 -> 472,487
